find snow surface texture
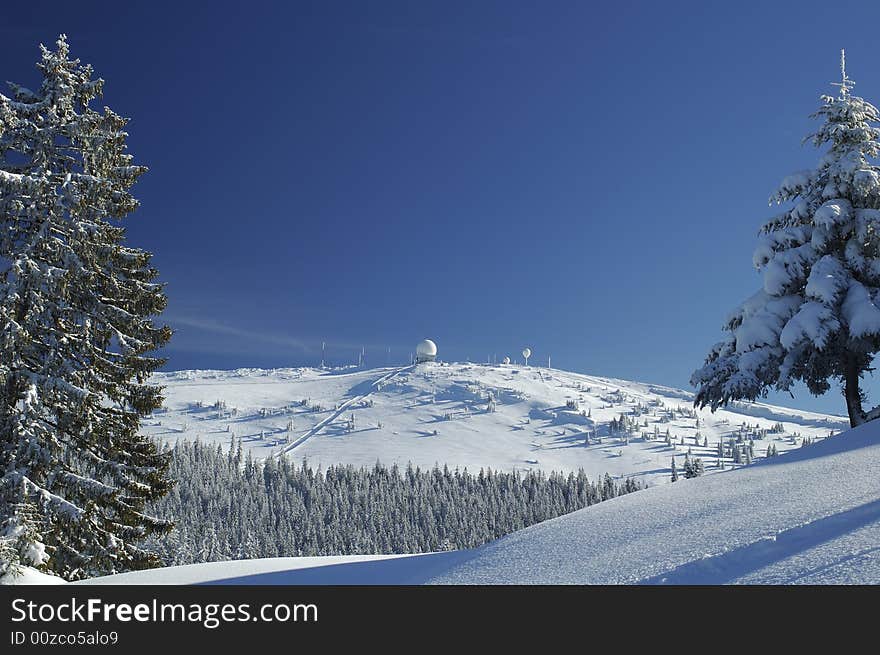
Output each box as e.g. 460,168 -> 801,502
0,566 -> 65,585
72,419 -> 880,584
429,422 -> 880,584
72,554 -> 461,586
143,363 -> 846,486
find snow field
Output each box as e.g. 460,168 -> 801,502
144,362 -> 848,487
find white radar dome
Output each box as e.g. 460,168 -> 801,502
415,339 -> 437,363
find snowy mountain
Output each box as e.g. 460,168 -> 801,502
7,362 -> 874,585
67,417 -> 880,585
143,362 -> 847,486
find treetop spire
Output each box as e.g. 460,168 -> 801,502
831,48 -> 854,99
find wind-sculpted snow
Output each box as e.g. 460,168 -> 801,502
717,400 -> 844,429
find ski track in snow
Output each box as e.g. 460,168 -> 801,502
274,365 -> 413,457
426,421 -> 880,585
639,499 -> 880,584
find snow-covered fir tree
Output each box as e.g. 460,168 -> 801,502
683,454 -> 704,479
0,36 -> 173,580
692,51 -> 880,427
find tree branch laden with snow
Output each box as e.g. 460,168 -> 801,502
692,60 -> 880,428
0,36 -> 173,581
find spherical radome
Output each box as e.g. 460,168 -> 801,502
416,339 -> 437,357
522,347 -> 531,359
502,356 -> 511,365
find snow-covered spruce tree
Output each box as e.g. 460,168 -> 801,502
692,52 -> 880,428
0,36 -> 172,580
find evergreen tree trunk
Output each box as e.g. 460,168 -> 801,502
844,358 -> 866,428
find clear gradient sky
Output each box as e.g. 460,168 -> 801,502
3,0 -> 880,416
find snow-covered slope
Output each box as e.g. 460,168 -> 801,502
145,362 -> 847,486
73,419 -> 880,584
0,567 -> 66,585
72,554 -> 460,586
429,421 -> 880,584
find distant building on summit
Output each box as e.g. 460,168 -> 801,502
415,339 -> 437,363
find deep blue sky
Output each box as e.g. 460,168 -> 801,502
3,0 -> 880,416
